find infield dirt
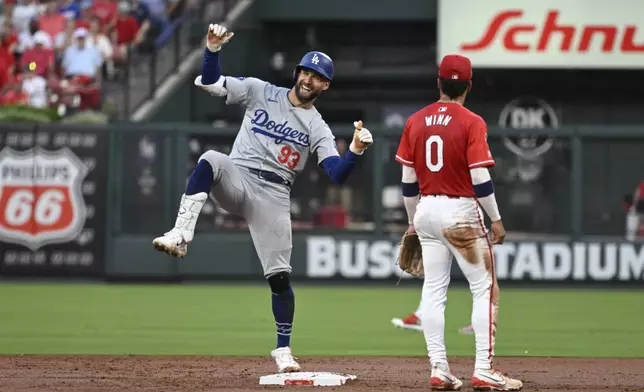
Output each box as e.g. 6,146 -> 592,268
2,356 -> 644,391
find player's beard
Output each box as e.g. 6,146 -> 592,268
294,81 -> 321,104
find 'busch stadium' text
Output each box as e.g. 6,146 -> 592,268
306,237 -> 644,281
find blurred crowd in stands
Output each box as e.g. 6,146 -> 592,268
0,0 -> 186,115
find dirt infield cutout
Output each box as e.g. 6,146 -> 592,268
2,356 -> 643,391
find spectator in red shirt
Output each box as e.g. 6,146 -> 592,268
112,1 -> 141,62
20,31 -> 55,78
0,48 -> 14,90
1,20 -> 18,54
1,21 -> 18,90
114,2 -> 140,45
0,77 -> 29,105
38,1 -> 67,39
91,0 -> 118,27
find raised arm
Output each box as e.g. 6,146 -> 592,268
199,24 -> 230,84
193,24 -> 233,98
194,23 -> 267,106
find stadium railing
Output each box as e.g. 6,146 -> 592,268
116,0 -> 240,120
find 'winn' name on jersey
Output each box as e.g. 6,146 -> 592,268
425,114 -> 453,127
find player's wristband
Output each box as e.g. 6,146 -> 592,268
401,182 -> 419,197
473,180 -> 494,198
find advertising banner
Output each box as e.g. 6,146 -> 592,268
438,0 -> 644,68
0,125 -> 108,277
303,236 -> 644,282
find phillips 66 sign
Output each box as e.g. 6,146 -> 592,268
438,0 -> 644,68
0,147 -> 88,250
0,126 -> 108,277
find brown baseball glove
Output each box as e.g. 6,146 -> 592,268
397,231 -> 423,277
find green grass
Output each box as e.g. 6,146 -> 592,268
0,283 -> 642,357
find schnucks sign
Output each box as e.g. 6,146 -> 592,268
438,0 -> 644,68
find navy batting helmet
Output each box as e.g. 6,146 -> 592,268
293,51 -> 334,82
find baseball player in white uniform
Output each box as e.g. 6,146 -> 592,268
394,54 -> 522,390
152,24 -> 374,373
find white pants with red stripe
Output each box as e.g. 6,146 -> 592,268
413,195 -> 498,371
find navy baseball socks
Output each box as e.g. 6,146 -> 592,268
272,286 -> 295,348
270,284 -> 301,372
185,159 -> 214,195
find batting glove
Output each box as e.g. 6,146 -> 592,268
206,23 -> 234,53
349,120 -> 373,155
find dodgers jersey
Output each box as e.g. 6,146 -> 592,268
224,76 -> 339,183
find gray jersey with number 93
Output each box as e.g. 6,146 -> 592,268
223,76 -> 339,184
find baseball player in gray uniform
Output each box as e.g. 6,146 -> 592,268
152,24 -> 374,373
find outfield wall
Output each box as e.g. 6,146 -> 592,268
1,123 -> 643,282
